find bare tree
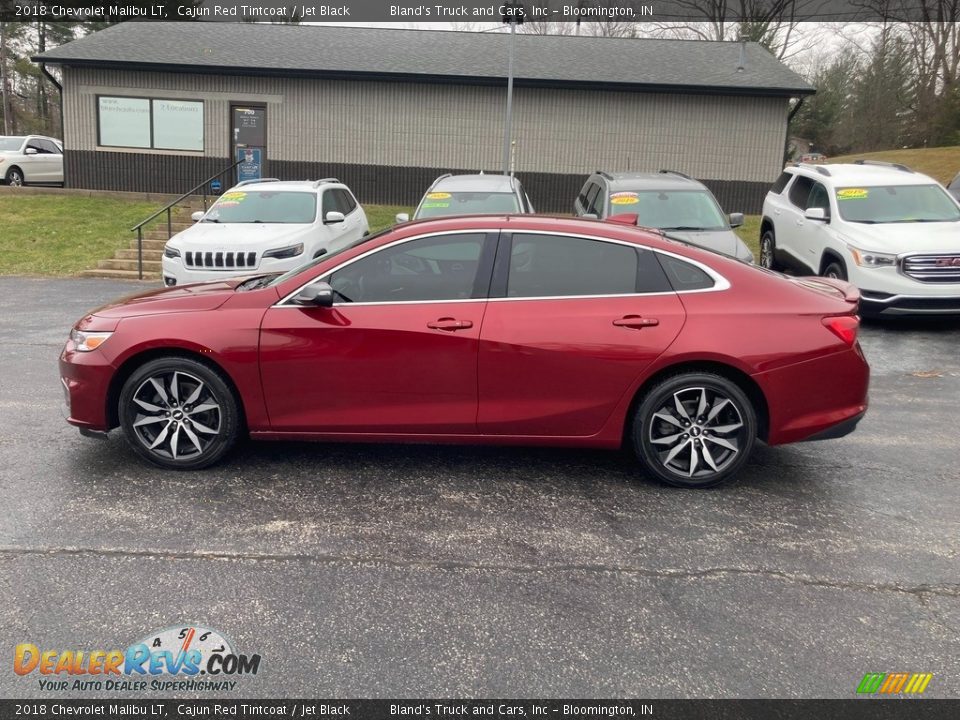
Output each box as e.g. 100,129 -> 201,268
645,0 -> 831,60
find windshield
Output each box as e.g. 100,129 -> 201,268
255,227 -> 397,290
416,191 -> 520,218
835,184 -> 960,223
203,190 -> 317,224
0,137 -> 25,152
611,190 -> 728,231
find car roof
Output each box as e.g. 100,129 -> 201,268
596,171 -> 705,192
789,162 -> 938,186
430,174 -> 518,193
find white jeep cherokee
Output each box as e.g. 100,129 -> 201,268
760,161 -> 960,316
162,178 -> 368,286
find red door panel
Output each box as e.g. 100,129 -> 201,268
477,295 -> 685,436
259,302 -> 485,432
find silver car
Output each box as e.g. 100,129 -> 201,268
574,170 -> 754,262
397,173 -> 535,223
0,135 -> 64,186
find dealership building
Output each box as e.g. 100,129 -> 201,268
34,22 -> 814,213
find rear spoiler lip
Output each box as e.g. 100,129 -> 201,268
794,276 -> 861,305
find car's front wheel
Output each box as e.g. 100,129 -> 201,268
759,229 -> 779,270
633,373 -> 757,488
822,258 -> 847,281
5,167 -> 24,186
118,357 -> 240,469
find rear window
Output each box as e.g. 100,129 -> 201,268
417,191 -> 520,218
205,191 -> 317,224
770,172 -> 792,194
657,254 -> 716,291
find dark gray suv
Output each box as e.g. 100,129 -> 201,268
574,170 -> 754,262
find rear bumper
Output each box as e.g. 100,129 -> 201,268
801,410 -> 866,441
756,344 -> 870,446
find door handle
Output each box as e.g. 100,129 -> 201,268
613,315 -> 659,329
427,318 -> 474,331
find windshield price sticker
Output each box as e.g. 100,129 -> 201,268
837,188 -> 869,200
610,192 -> 640,205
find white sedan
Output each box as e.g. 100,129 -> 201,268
0,135 -> 64,186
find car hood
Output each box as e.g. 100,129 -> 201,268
839,221 -> 960,253
662,229 -> 754,261
168,222 -> 313,248
88,279 -> 241,319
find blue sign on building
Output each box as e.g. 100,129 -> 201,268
236,148 -> 262,183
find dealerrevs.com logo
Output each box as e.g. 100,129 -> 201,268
857,672 -> 933,695
14,625 -> 262,692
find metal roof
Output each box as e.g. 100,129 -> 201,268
34,23 -> 814,97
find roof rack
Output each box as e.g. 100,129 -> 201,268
791,162 -> 832,177
234,178 -> 280,188
596,170 -> 614,180
311,177 -> 340,187
428,173 -> 453,190
658,169 -> 694,180
853,159 -> 913,173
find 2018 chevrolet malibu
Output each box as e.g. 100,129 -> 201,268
61,216 -> 869,488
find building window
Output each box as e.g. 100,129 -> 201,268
97,96 -> 204,152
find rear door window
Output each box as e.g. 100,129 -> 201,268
788,176 -> 815,208
506,234 -> 641,298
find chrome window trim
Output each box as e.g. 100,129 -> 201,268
272,227 -> 731,309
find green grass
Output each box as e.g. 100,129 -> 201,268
827,146 -> 960,185
0,195 -> 157,276
734,215 -> 761,260
0,193 -> 761,276
366,204 -> 412,234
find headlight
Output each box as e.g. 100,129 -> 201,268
70,329 -> 112,352
850,246 -> 896,268
262,243 -> 304,260
163,245 -> 180,259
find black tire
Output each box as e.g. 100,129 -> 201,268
5,167 -> 24,187
822,258 -> 847,280
118,357 -> 240,470
759,229 -> 780,270
632,372 -> 757,488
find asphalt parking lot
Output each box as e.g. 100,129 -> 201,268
1,276 -> 958,699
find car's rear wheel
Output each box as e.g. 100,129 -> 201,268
822,259 -> 847,280
633,373 -> 756,488
759,230 -> 779,270
118,357 -> 240,470
5,167 -> 24,186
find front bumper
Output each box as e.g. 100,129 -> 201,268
60,342 -> 117,432
860,290 -> 960,316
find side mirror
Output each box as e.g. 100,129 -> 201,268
728,212 -> 744,228
324,211 -> 345,224
804,207 -> 829,222
292,281 -> 334,308
395,213 -> 410,224
191,211 -> 205,222
24,147 -> 38,155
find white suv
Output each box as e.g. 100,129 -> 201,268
162,179 -> 368,286
760,161 -> 960,316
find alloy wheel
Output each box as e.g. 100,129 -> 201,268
647,386 -> 746,480
129,370 -> 223,461
759,235 -> 774,269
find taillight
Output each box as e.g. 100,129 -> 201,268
822,315 -> 859,346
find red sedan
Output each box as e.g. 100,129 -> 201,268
60,215 -> 869,488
